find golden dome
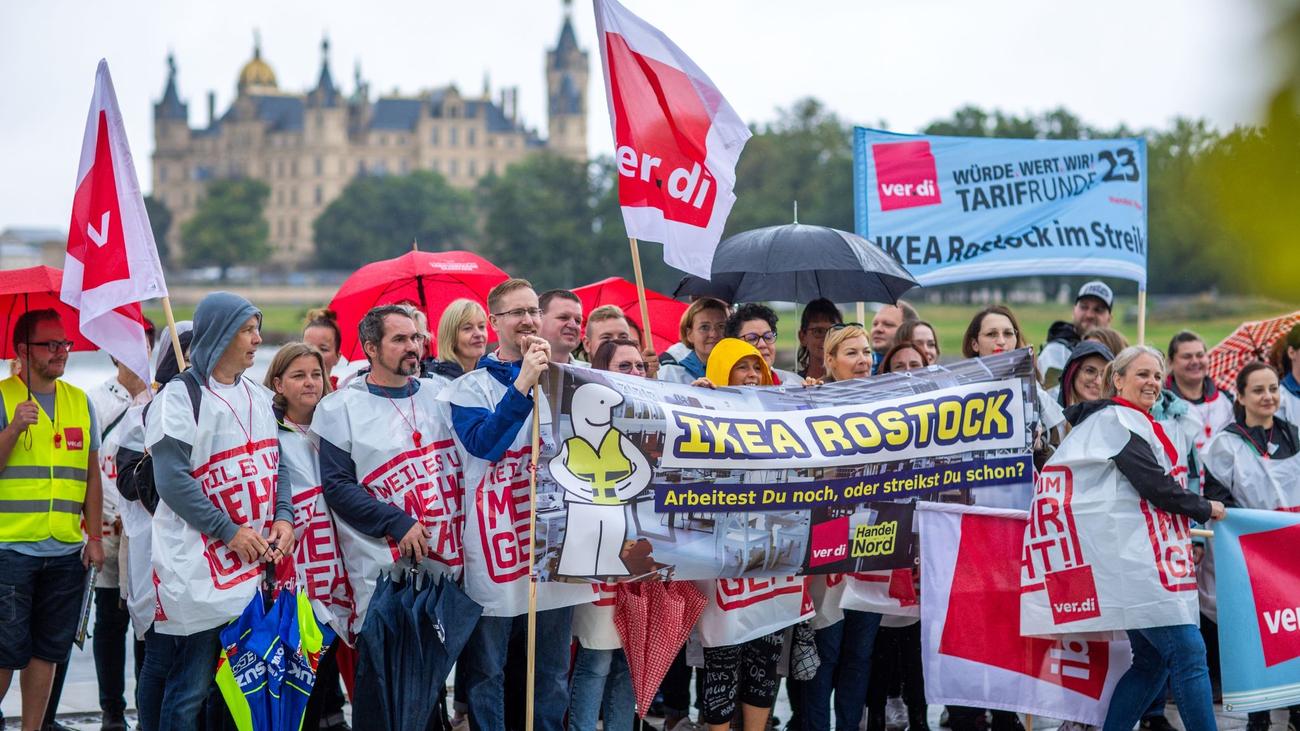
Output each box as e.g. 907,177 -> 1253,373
238,37 -> 277,93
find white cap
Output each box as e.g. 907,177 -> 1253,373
1076,281 -> 1113,310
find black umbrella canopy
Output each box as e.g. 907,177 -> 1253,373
674,223 -> 919,304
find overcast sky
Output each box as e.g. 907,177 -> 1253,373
0,0 -> 1280,231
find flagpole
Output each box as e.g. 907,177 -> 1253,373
628,238 -> 655,351
524,384 -> 541,731
160,295 -> 187,372
1136,288 -> 1147,347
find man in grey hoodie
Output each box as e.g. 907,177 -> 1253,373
138,292 -> 294,731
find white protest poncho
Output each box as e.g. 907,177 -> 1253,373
694,577 -> 812,648
842,570 -> 920,627
1021,402 -> 1200,636
439,369 -> 596,617
103,404 -> 154,638
1278,385 -> 1300,425
145,377 -> 280,636
572,582 -> 622,651
277,424 -> 353,639
311,377 -> 464,638
808,574 -> 846,631
1203,429 -> 1300,511
1186,390 -> 1235,453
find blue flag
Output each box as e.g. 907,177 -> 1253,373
1215,508 -> 1300,712
853,129 -> 1148,287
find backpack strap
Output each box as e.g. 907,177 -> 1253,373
179,369 -> 203,423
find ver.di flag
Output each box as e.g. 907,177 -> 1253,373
918,502 -> 1129,726
1215,508 -> 1300,712
62,60 -> 168,384
594,0 -> 751,278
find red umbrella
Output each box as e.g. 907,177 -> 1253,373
328,250 -> 509,360
1207,310 -> 1300,394
613,581 -> 706,718
572,277 -> 688,355
0,266 -> 95,359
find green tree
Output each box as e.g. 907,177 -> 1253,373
726,98 -> 855,235
181,179 -> 271,280
143,194 -> 172,267
314,171 -> 475,269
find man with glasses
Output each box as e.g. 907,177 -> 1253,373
0,309 -> 105,731
725,303 -> 802,386
440,278 -> 595,731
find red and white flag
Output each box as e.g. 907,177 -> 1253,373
594,0 -> 751,278
918,502 -> 1129,726
62,60 -> 168,384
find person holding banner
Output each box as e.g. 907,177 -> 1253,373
426,298 -> 490,393
659,298 -> 729,384
139,292 -> 294,731
879,341 -> 930,374
1201,362 -> 1300,731
692,338 -> 812,730
821,324 -> 874,383
441,278 -> 595,731
1029,345 -> 1224,731
797,298 -> 843,381
725,303 -> 803,386
962,305 -> 1065,477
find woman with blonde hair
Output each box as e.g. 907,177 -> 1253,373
427,298 -> 489,391
822,324 -> 873,383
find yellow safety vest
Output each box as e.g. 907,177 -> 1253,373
565,430 -> 632,505
0,375 -> 92,543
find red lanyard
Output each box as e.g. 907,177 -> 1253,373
206,380 -> 255,454
1241,425 -> 1275,460
372,376 -> 422,447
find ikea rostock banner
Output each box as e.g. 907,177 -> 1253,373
853,128 -> 1148,287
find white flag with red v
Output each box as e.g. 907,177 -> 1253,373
594,0 -> 751,278
61,60 -> 167,385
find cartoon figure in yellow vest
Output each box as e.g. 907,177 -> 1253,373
552,383 -> 652,577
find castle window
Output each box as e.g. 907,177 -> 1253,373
314,186 -> 323,205
276,219 -> 284,237
449,160 -> 458,176
291,219 -> 298,237
276,160 -> 284,178
158,166 -> 168,183
431,128 -> 439,146
314,157 -> 323,176
468,160 -> 477,176
276,189 -> 283,206
291,188 -> 299,206
380,135 -> 388,147
450,128 -> 459,147
468,129 -> 477,147
357,160 -> 366,175
291,160 -> 299,177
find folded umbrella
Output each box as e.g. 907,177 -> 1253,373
277,590 -> 336,731
614,581 -> 707,718
217,589 -> 277,731
353,574 -> 402,730
1207,311 -> 1300,394
673,223 -> 919,304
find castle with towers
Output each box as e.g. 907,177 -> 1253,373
151,8 -> 589,266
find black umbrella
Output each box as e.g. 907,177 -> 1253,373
673,223 -> 919,304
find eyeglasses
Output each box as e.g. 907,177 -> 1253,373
492,307 -> 543,319
613,361 -> 647,373
28,340 -> 74,354
739,331 -> 777,345
830,323 -> 864,331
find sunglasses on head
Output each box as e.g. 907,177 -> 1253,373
830,322 -> 864,331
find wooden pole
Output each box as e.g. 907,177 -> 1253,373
1136,289 -> 1147,347
1191,528 -> 1213,538
160,295 -> 187,372
856,302 -> 866,326
1025,714 -> 1033,731
524,385 -> 542,731
628,238 -> 655,351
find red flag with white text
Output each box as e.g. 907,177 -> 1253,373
918,502 -> 1130,726
62,60 -> 168,384
594,0 -> 751,278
